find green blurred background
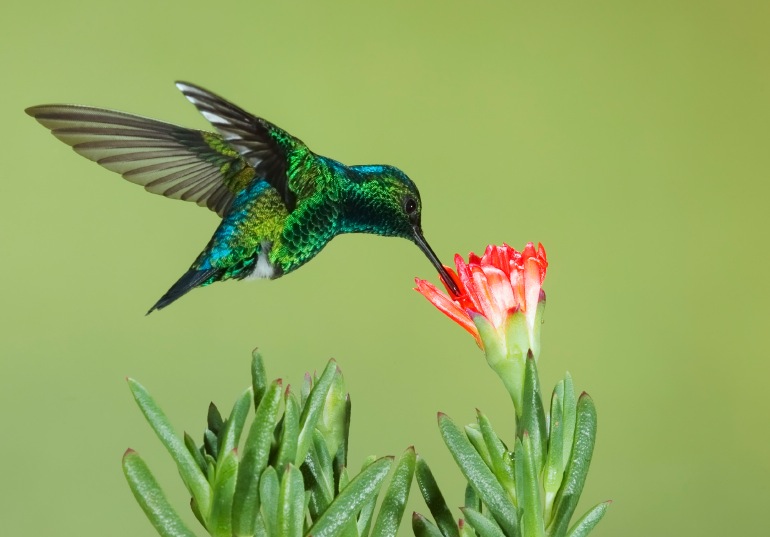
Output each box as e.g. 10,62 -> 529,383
2,1 -> 768,535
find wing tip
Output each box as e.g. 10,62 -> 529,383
175,81 -> 205,97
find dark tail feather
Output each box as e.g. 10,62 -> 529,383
146,268 -> 221,315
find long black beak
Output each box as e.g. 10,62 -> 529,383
413,226 -> 460,295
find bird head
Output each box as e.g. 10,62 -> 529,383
348,165 -> 460,294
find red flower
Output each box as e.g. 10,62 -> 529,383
415,243 -> 548,349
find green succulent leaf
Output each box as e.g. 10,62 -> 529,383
232,380 -> 283,537
415,455 -> 459,537
260,466 -> 280,537
412,513 -> 446,537
127,378 -> 212,518
277,392 -> 300,468
297,359 -> 338,466
371,447 -> 416,537
301,372 -> 313,407
561,375 -> 577,470
355,456 -> 380,537
251,350 -> 268,409
517,434 -> 545,537
122,449 -> 198,537
547,394 -> 597,537
218,387 -> 253,462
204,429 -> 219,461
565,501 -> 611,537
208,403 -> 224,440
191,497 -> 206,528
518,353 -> 547,474
464,424 -> 492,469
311,429 -> 335,502
477,411 -> 516,504
184,432 -> 207,477
464,484 -> 480,512
332,394 -> 352,493
278,464 -> 305,537
209,449 -> 238,537
308,456 -> 393,537
438,413 -> 518,537
303,429 -> 335,520
460,507 -> 506,537
544,381 -> 565,520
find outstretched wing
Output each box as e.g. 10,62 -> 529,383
175,81 -> 306,211
26,105 -> 257,216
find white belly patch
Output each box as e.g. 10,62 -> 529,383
247,241 -> 276,280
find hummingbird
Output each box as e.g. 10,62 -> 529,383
27,82 -> 459,313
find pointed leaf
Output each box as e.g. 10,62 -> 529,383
278,392 -> 300,468
204,429 -> 219,460
371,447 -> 416,537
232,380 -> 283,537
260,466 -> 280,537
209,449 -> 238,537
278,464 -> 306,537
460,507 -> 506,537
302,441 -> 332,520
311,429 -> 336,502
464,424 -> 492,469
297,359 -> 338,466
219,387 -> 253,461
517,353 -> 547,474
301,372 -> 313,407
333,394 -> 352,493
251,350 -> 268,409
561,375 -> 576,470
565,501 -> 611,537
122,449 -> 197,537
412,513 -> 445,537
128,378 -> 211,517
518,433 -> 545,537
208,402 -> 225,438
547,394 -> 597,537
438,413 -> 517,537
355,456 -> 380,537
477,411 -> 516,503
415,456 -> 459,537
184,432 -> 207,476
544,381 -> 565,520
307,456 -> 393,537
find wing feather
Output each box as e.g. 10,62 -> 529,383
26,104 -> 256,216
175,82 -> 302,211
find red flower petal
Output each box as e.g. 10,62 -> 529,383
414,278 -> 480,344
415,242 -> 547,350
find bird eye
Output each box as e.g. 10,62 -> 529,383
404,197 -> 417,214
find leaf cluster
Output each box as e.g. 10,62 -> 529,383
123,351 -> 415,537
413,355 -> 609,537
